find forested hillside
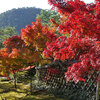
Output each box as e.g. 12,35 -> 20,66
0,7 -> 41,33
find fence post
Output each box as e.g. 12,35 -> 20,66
96,80 -> 100,100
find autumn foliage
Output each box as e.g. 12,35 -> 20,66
0,19 -> 57,76
0,0 -> 99,84
43,0 -> 100,83
21,19 -> 56,50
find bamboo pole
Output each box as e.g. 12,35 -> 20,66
96,80 -> 100,100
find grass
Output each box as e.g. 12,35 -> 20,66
0,81 -> 66,100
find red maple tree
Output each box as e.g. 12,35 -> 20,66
43,0 -> 100,83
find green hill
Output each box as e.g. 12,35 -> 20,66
0,7 -> 41,34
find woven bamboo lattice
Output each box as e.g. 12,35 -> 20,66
36,60 -> 100,100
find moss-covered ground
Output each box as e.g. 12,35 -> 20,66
0,82 -> 66,100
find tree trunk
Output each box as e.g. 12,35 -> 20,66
36,69 -> 40,84
30,77 -> 32,94
29,66 -> 33,94
14,73 -> 17,88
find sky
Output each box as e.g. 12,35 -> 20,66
0,0 -> 95,14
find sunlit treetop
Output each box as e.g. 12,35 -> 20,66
48,0 -> 99,15
21,19 -> 57,51
48,0 -> 100,38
